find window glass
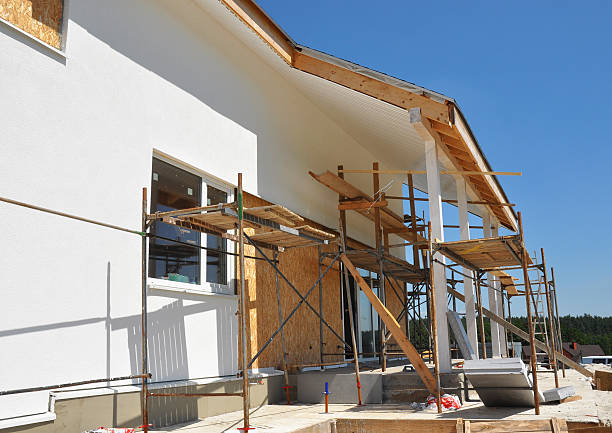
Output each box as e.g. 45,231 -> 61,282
206,185 -> 227,284
149,158 -> 201,284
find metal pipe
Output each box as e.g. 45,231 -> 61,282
0,374 -> 150,396
0,195 -> 144,236
148,392 -> 243,398
141,188 -> 150,433
237,174 -> 250,431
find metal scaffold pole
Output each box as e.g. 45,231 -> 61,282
141,188 -> 150,432
237,173 -> 250,431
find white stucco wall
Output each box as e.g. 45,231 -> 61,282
0,0 -> 405,419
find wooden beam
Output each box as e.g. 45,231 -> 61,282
219,0 -> 294,65
386,196 -> 515,207
294,51 -> 450,124
341,254 -> 439,394
338,199 -> 388,211
339,169 -> 522,176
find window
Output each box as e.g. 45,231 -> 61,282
148,157 -> 231,290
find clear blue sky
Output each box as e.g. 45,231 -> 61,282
257,1 -> 612,316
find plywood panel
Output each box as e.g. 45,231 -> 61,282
242,193 -> 344,369
0,0 -> 63,48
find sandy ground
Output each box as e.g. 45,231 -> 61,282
152,366 -> 612,432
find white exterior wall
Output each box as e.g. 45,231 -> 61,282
0,0 -> 405,419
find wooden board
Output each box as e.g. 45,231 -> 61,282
341,254 -> 438,395
245,204 -> 304,227
491,270 -> 519,296
309,170 -> 424,243
335,418 -> 567,433
434,236 -> 530,271
344,249 -> 425,283
595,370 -> 612,391
0,0 -> 63,48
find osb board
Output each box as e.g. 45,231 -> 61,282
595,369 -> 612,391
0,0 -> 63,48
242,193 -> 344,369
240,191 -> 412,369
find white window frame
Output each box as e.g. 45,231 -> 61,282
147,153 -> 235,296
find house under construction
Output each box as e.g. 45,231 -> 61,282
0,1 -> 607,433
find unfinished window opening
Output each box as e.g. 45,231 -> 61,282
0,0 -> 65,49
148,157 -> 231,290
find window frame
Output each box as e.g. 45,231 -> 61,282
147,153 -> 235,296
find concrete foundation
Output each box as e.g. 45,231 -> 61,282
295,371 -> 383,404
1,375 -> 283,433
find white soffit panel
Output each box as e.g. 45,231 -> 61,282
198,0 -> 465,206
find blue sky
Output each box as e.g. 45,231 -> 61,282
257,1 -> 612,316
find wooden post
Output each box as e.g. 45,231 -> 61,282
428,222 -> 442,413
507,295 -> 515,357
141,188 -> 149,433
476,273 -> 487,359
373,162 -> 387,372
407,174 -> 420,268
237,173 -> 250,429
541,249 -> 559,388
551,267 -> 565,378
518,212 -> 540,415
338,166 -> 363,405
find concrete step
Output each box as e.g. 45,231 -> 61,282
382,371 -> 465,404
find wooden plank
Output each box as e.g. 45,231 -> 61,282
470,419 -> 566,433
341,254 -> 438,394
310,170 -> 426,243
560,395 -> 582,403
338,199 -> 388,211
457,419 -> 464,433
339,169 -> 522,176
465,421 -> 471,433
294,51 -> 450,124
447,286 -> 594,378
219,0 -> 294,64
595,370 -> 612,391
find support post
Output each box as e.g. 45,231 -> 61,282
237,174 -> 250,430
141,188 -> 149,433
476,273 -> 487,359
456,177 -> 478,357
411,107 -> 451,373
407,174 -> 420,268
428,222 -> 443,414
541,249 -> 559,388
484,214 -> 502,358
373,162 -> 387,372
518,212 -> 540,415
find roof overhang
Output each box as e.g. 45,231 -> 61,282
201,0 -> 518,231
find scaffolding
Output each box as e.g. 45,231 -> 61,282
0,162 -> 587,428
